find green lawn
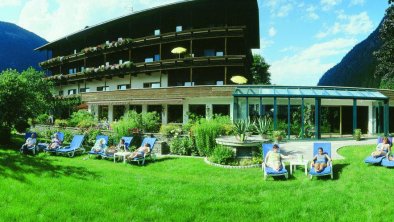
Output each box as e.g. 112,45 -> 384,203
1,137 -> 393,221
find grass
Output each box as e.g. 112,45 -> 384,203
1,136 -> 393,221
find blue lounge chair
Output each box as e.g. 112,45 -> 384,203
364,137 -> 392,165
42,132 -> 65,153
128,137 -> 157,165
101,136 -> 133,159
88,135 -> 109,158
20,132 -> 38,155
309,143 -> 333,180
55,135 -> 85,157
262,144 -> 288,180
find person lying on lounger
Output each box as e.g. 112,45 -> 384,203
20,133 -> 37,154
126,143 -> 151,161
105,139 -> 126,155
371,137 -> 391,158
264,144 -> 287,171
311,147 -> 332,173
91,138 -> 107,153
47,133 -> 61,150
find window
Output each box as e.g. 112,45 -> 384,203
143,82 -> 161,88
154,29 -> 160,35
176,25 -> 183,32
129,105 -> 142,113
213,105 -> 230,116
168,105 -> 183,123
189,105 -> 206,118
97,86 -> 109,92
58,90 -> 64,96
117,84 -> 131,90
80,88 -> 90,93
68,89 -> 77,95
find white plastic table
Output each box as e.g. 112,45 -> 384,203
114,152 -> 131,164
289,159 -> 309,175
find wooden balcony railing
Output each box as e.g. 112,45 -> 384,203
47,55 -> 246,83
40,26 -> 245,69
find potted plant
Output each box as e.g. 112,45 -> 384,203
255,116 -> 272,139
234,118 -> 251,142
354,129 -> 362,141
272,130 -> 284,143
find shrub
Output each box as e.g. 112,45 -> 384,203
169,136 -> 196,155
77,119 -> 98,129
36,113 -> 49,124
160,124 -> 182,138
54,119 -> 68,127
112,111 -> 160,140
209,145 -> 234,165
68,110 -> 95,127
62,129 -> 75,144
192,117 -> 229,156
142,111 -> 161,132
354,129 -> 362,141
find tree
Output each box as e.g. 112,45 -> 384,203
374,1 -> 394,89
250,54 -> 271,84
0,68 -> 53,143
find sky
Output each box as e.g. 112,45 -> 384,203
0,0 -> 390,86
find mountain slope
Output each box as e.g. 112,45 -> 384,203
0,21 -> 48,72
318,21 -> 383,88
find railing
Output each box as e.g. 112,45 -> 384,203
47,55 -> 246,82
40,26 -> 245,69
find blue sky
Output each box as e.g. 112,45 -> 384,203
0,0 -> 389,85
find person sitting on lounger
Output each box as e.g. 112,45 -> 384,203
21,133 -> 37,154
264,144 -> 287,171
105,139 -> 126,155
91,138 -> 107,153
126,143 -> 151,161
311,147 -> 332,173
371,137 -> 391,158
47,133 -> 61,150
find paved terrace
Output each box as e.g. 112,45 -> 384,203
278,138 -> 377,160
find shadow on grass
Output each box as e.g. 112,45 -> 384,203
310,163 -> 350,181
127,156 -> 178,166
0,150 -> 99,183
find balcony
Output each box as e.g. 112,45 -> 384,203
40,26 -> 245,69
47,55 -> 246,83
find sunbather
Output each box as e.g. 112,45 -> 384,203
91,138 -> 107,153
264,144 -> 287,171
371,137 -> 391,158
311,147 -> 331,172
47,133 -> 61,150
21,133 -> 37,154
126,143 -> 151,161
105,139 -> 126,155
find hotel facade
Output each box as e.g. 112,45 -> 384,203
36,0 -> 394,138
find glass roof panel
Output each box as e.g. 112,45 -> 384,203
233,86 -> 388,100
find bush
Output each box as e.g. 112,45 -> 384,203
192,117 -> 230,156
160,124 -> 182,138
36,114 -> 49,124
354,129 -> 362,141
68,110 -> 95,127
169,136 -> 196,155
112,111 -> 160,140
208,145 -> 234,165
54,119 -> 68,127
77,119 -> 98,129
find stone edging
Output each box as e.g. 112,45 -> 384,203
204,157 -> 261,169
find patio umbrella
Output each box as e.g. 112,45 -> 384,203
171,47 -> 187,58
231,75 -> 248,84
